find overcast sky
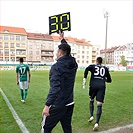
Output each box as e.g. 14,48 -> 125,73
0,0 -> 133,49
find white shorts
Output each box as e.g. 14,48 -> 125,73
19,81 -> 29,90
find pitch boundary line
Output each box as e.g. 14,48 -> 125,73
98,124 -> 133,133
0,88 -> 30,133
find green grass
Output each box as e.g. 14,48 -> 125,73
0,70 -> 133,133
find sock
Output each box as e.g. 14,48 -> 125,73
20,89 -> 24,100
96,104 -> 102,124
23,89 -> 28,101
90,100 -> 94,117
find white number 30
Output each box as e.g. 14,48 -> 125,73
94,66 -> 105,76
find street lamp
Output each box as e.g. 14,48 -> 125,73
103,10 -> 109,66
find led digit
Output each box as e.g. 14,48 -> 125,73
51,16 -> 58,32
60,14 -> 69,30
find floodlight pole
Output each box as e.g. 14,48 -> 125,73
104,11 -> 109,66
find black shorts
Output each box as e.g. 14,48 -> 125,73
89,87 -> 105,102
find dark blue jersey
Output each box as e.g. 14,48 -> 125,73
84,64 -> 112,89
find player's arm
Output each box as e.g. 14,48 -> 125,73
82,65 -> 91,86
105,68 -> 112,83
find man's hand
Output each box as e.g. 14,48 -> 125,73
42,105 -> 50,117
59,30 -> 64,40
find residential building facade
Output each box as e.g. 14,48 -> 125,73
0,26 -> 27,63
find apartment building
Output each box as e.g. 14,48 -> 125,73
92,44 -> 100,63
74,38 -> 92,67
0,25 -> 100,67
126,43 -> 133,65
27,33 -> 54,63
52,36 -> 77,62
114,45 -> 127,65
0,26 -> 27,63
100,46 -> 118,64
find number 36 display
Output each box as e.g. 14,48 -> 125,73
49,12 -> 71,34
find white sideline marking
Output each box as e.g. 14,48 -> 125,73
98,124 -> 133,133
0,88 -> 29,133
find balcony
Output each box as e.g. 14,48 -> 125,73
41,54 -> 54,57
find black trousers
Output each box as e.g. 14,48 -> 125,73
43,104 -> 74,133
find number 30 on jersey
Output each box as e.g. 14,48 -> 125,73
49,12 -> 71,34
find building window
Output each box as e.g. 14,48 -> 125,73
11,43 -> 14,48
4,35 -> 9,40
86,61 -> 89,64
22,50 -> 26,55
16,51 -> 20,55
4,49 -> 9,55
87,51 -> 89,54
36,51 -> 39,55
10,50 -> 15,55
29,45 -> 32,49
4,43 -> 8,48
82,46 -> 84,49
77,55 -> 80,58
0,57 -> 3,61
36,45 -> 40,49
29,51 -> 32,55
0,35 -> 3,40
16,43 -> 20,47
5,57 -> 9,61
16,36 -> 20,40
87,56 -> 89,59
21,36 -> 25,41
10,35 -> 14,40
82,51 -> 84,54
82,56 -> 84,59
22,43 -> 25,47
36,56 -> 40,60
29,56 -> 32,61
82,60 -> 84,63
0,42 -> 2,47
0,50 -> 3,55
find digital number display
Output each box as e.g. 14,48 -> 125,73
49,12 -> 71,34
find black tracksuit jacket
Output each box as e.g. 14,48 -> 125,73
45,39 -> 78,107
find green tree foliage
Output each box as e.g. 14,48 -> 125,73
120,55 -> 127,66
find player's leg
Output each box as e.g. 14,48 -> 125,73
93,88 -> 105,131
60,104 -> 74,133
88,88 -> 96,122
43,105 -> 67,133
19,82 -> 24,101
23,81 -> 29,101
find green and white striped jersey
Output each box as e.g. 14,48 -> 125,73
16,64 -> 30,82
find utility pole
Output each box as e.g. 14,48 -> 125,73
104,11 -> 109,66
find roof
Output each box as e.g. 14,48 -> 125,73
100,46 -> 119,53
52,35 -> 91,46
73,38 -> 91,46
0,25 -> 27,35
27,32 -> 53,41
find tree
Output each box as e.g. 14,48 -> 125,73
120,55 -> 127,66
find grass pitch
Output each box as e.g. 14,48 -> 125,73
0,70 -> 133,133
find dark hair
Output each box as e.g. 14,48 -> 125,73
96,57 -> 102,64
19,57 -> 24,62
58,43 -> 71,56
